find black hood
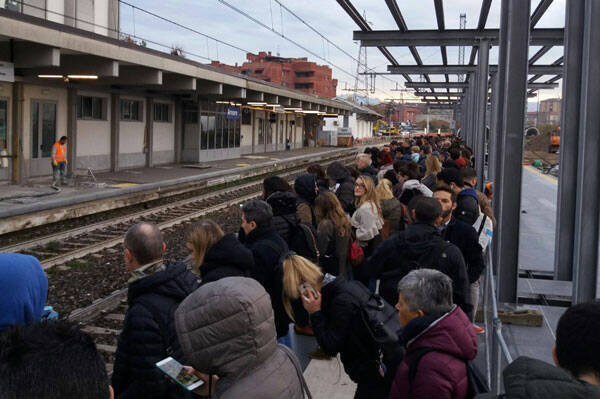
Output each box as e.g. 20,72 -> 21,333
294,174 -> 317,204
128,261 -> 198,304
201,233 -> 255,277
266,191 -> 298,216
397,222 -> 444,258
327,161 -> 351,182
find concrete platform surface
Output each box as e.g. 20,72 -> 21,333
304,357 -> 357,399
0,146 -> 354,217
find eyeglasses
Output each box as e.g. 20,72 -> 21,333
354,183 -> 366,188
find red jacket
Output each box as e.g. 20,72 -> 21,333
390,306 -> 477,399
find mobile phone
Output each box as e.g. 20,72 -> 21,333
299,282 -> 318,298
156,357 -> 205,391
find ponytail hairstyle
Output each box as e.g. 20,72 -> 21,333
281,254 -> 323,321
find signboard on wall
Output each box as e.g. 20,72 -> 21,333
226,107 -> 240,119
0,62 -> 14,83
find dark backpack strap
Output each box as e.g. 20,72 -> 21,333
477,214 -> 488,236
408,347 -> 437,385
278,344 -> 313,399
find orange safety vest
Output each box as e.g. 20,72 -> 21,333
53,142 -> 66,163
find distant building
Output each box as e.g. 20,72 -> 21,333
2,0 -> 119,38
372,102 -> 425,125
210,51 -> 338,98
537,98 -> 561,125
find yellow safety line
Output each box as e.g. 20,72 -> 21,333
523,165 -> 558,185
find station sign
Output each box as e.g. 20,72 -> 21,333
226,107 -> 240,119
0,62 -> 14,83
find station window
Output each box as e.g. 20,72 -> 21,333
199,102 -> 241,150
153,103 -> 171,123
121,100 -> 143,121
77,96 -> 105,120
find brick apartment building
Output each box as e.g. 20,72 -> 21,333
373,102 -> 424,125
210,51 -> 338,98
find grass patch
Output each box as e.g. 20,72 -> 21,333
45,241 -> 62,252
66,259 -> 89,269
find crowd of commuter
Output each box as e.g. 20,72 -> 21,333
1,136 -> 600,399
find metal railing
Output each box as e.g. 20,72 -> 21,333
481,248 -> 514,394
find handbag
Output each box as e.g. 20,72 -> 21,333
347,230 -> 365,267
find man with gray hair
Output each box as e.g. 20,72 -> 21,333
239,200 -> 291,341
389,269 -> 478,399
112,222 -> 199,399
356,152 -> 378,184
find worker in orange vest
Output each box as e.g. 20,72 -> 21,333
51,136 -> 68,187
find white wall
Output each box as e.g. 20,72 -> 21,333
119,96 -> 146,168
94,0 -> 109,36
152,101 -> 174,152
76,90 -> 110,158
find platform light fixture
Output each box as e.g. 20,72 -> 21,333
38,75 -> 63,79
284,107 -> 302,111
216,100 -> 230,104
265,104 -> 281,107
67,75 -> 98,79
247,102 -> 267,106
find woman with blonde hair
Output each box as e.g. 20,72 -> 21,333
351,176 -> 383,288
375,178 -> 405,239
281,254 -> 400,399
421,155 -> 442,191
186,219 -> 254,285
314,192 -> 351,278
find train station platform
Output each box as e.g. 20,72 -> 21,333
0,146 -> 359,234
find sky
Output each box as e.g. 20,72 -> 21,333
119,0 -> 566,104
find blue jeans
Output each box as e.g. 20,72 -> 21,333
52,162 -> 66,184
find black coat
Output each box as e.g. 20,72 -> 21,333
200,233 -> 254,286
241,223 -> 291,338
112,261 -> 199,399
366,223 -> 472,316
326,161 -> 355,214
266,191 -> 300,243
475,356 -> 600,399
310,277 -> 389,387
442,217 -> 485,283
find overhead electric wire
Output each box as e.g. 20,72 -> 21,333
216,0 -> 395,97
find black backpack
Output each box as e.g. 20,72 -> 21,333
378,238 -> 452,306
284,218 -> 320,264
344,280 -> 405,379
408,347 -> 489,398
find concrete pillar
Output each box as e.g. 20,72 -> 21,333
110,93 -> 120,172
66,87 -> 77,177
145,97 -> 154,167
11,82 -> 25,183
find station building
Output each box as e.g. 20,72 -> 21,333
322,99 -> 381,141
0,4 -> 352,184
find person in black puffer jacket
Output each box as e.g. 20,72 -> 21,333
239,200 -> 291,339
266,190 -> 300,243
326,161 -> 356,215
112,222 -> 199,399
186,219 -> 254,286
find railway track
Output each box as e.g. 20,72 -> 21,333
1,154 -> 355,270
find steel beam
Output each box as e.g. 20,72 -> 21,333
354,28 -> 563,47
487,72 -> 499,182
555,0 -> 584,282
387,65 -> 562,74
496,0 -> 531,303
572,0 -> 600,303
528,45 -> 552,64
407,82 -> 558,90
531,0 -> 554,29
475,41 -> 490,191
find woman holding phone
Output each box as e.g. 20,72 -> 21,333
281,254 -> 397,399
